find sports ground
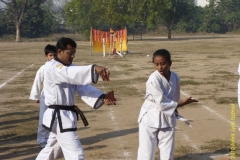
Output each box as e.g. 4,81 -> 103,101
0,34 -> 239,159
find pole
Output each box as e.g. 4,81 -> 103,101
103,38 -> 106,58
90,26 -> 93,55
120,38 -> 122,55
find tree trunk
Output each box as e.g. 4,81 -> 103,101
233,19 -> 236,31
16,23 -> 21,42
167,27 -> 172,39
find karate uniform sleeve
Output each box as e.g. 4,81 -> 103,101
147,81 -> 177,116
172,76 -> 180,103
47,62 -> 97,85
76,84 -> 106,109
29,65 -> 44,100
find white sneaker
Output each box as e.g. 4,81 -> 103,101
39,142 -> 47,149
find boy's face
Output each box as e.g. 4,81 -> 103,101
153,55 -> 171,78
57,44 -> 76,66
45,52 -> 55,61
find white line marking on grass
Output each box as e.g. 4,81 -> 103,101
181,91 -> 240,129
109,108 -> 116,120
0,64 -> 34,89
132,64 -> 140,68
197,63 -> 205,66
201,105 -> 231,123
123,152 -> 130,156
218,69 -> 238,75
180,90 -> 189,96
183,134 -> 200,151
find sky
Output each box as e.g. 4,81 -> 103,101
0,2 -> 6,8
0,0 -> 67,9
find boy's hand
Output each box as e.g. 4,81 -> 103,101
95,65 -> 110,81
178,97 -> 198,108
104,91 -> 116,105
34,100 -> 40,103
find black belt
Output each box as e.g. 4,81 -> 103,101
49,105 -> 89,127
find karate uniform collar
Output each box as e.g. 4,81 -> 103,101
54,57 -> 71,66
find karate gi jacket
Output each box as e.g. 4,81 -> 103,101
29,65 -> 45,101
138,70 -> 180,129
42,59 -> 106,132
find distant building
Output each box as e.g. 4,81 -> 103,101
194,0 -> 209,7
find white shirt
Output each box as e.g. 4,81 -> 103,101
29,65 -> 45,100
42,59 -> 105,132
138,70 -> 180,128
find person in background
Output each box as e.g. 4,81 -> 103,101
29,44 -> 56,149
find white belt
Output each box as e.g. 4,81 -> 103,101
175,112 -> 194,129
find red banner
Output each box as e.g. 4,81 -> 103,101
91,28 -> 128,53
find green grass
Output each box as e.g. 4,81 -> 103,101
180,80 -> 202,86
200,139 -> 240,156
174,145 -> 197,157
207,55 -> 228,59
214,97 -> 238,104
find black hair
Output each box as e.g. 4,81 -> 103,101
56,37 -> 77,52
44,44 -> 57,55
152,49 -> 171,63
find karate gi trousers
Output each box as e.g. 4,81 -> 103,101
138,115 -> 175,160
36,117 -> 83,160
37,95 -> 49,144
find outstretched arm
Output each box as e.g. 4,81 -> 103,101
177,97 -> 199,108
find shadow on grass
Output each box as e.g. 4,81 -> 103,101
0,144 -> 39,160
0,111 -> 37,118
0,116 -> 38,127
0,125 -> 17,130
175,152 -> 229,160
80,127 -> 138,145
0,128 -> 138,159
84,145 -> 107,151
0,133 -> 36,145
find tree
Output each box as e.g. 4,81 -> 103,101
175,6 -> 204,33
0,10 -> 12,36
64,0 -> 141,39
157,0 -> 195,39
20,6 -> 56,37
198,0 -> 226,33
65,0 -> 92,38
0,0 -> 45,42
217,0 -> 240,31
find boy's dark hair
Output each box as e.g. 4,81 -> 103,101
152,49 -> 171,63
56,37 -> 77,53
44,44 -> 57,55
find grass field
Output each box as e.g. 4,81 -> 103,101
0,34 -> 240,160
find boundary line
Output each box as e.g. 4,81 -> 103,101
0,64 -> 34,89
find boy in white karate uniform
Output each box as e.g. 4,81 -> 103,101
137,49 -> 198,160
29,44 -> 56,149
36,37 -> 116,160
